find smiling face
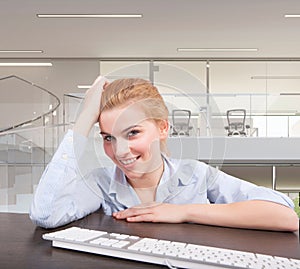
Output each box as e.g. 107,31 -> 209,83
99,102 -> 169,187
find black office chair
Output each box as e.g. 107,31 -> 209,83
171,109 -> 193,136
224,109 -> 250,136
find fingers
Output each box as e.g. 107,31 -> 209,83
113,204 -> 184,224
91,75 -> 109,91
126,214 -> 154,222
103,81 -> 110,90
92,75 -> 107,86
85,76 -> 108,96
113,208 -> 155,222
113,207 -> 148,218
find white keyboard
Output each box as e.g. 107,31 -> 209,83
42,226 -> 300,269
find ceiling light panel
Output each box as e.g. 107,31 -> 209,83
251,76 -> 300,79
177,48 -> 258,52
284,14 -> 300,18
77,85 -> 91,89
0,50 -> 43,53
37,14 -> 142,18
0,63 -> 52,67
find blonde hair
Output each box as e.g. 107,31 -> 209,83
99,78 -> 169,154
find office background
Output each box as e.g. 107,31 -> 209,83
0,0 -> 300,214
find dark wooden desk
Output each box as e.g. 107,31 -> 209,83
1,212 -> 299,269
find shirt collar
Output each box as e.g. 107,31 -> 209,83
156,156 -> 193,202
108,166 -> 140,207
108,155 -> 194,206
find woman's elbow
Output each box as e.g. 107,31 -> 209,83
29,204 -> 72,229
30,211 -> 63,229
284,210 -> 299,232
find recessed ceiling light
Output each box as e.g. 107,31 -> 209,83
0,50 -> 43,53
0,63 -> 52,67
251,76 -> 300,79
37,14 -> 142,18
177,48 -> 258,52
77,85 -> 91,89
280,93 -> 300,95
284,14 -> 300,18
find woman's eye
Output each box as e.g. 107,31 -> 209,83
103,135 -> 113,142
128,130 -> 140,137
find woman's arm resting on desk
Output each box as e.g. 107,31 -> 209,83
186,200 -> 299,232
113,200 -> 299,232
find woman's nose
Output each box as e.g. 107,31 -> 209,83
114,138 -> 130,157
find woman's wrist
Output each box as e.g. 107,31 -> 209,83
181,204 -> 198,223
182,203 -> 211,224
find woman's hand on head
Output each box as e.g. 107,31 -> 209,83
113,203 -> 187,223
82,76 -> 109,122
73,75 -> 109,137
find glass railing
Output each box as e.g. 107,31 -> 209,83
0,75 -> 62,213
0,124 -> 67,213
0,75 -> 60,132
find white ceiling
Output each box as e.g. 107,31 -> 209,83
1,0 -> 300,59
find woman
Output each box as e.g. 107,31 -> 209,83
30,76 -> 299,231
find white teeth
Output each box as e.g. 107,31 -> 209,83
120,157 -> 137,165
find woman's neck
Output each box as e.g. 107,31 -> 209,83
126,159 -> 164,189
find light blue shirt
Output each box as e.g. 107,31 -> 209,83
30,130 -> 294,228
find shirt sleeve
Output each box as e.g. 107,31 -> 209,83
206,166 -> 294,209
29,129 -> 104,228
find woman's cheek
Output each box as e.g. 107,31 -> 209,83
103,143 -> 114,159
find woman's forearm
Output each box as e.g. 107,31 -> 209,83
73,75 -> 108,137
73,111 -> 97,137
184,200 -> 299,232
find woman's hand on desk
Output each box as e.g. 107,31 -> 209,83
113,203 -> 187,223
113,201 -> 299,232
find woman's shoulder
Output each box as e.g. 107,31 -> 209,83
88,165 -> 116,181
167,157 -> 208,169
166,157 -> 210,178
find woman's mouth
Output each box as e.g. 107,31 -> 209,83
119,156 -> 140,165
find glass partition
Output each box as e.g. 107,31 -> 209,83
65,61 -> 300,137
63,93 -> 84,127
209,61 -> 300,137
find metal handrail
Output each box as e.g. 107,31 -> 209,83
0,75 -> 61,133
0,123 -> 69,137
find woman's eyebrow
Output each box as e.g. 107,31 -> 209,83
100,124 -> 141,136
121,125 -> 141,134
99,131 -> 110,136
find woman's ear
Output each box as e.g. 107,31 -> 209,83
158,120 -> 169,140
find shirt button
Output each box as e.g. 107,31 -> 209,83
62,153 -> 68,160
67,136 -> 73,143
